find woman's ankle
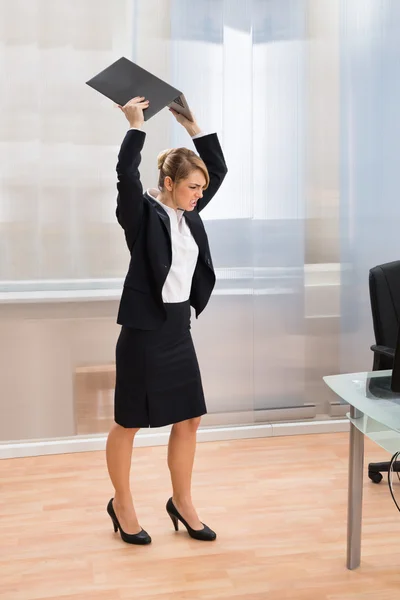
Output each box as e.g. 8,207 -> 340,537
172,494 -> 193,508
113,492 -> 134,509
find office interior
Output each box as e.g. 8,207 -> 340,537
1,1 -> 400,598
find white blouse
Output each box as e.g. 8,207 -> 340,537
147,188 -> 199,303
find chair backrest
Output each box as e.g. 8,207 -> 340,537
369,261 -> 400,349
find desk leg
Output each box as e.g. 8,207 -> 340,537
347,406 -> 364,570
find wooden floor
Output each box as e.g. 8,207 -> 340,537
1,433 -> 400,600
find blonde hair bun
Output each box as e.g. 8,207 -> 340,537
157,148 -> 173,170
157,146 -> 210,191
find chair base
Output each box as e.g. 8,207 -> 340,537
368,460 -> 400,484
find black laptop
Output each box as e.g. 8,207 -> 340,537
86,57 -> 193,121
366,327 -> 400,398
390,326 -> 400,392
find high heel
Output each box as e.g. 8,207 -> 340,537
168,512 -> 179,531
166,498 -> 217,541
107,498 -> 152,545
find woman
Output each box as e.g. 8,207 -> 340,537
106,96 -> 228,545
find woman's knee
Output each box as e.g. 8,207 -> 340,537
112,422 -> 140,437
172,416 -> 201,435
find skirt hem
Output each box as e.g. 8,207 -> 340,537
115,408 -> 207,430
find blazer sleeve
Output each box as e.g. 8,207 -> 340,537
192,133 -> 228,213
115,129 -> 147,240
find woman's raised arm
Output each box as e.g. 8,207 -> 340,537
115,97 -> 149,239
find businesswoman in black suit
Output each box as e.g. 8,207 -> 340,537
105,97 -> 228,545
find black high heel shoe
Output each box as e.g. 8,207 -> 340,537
166,498 -> 217,541
107,498 -> 151,545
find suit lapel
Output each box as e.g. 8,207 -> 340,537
145,192 -> 208,262
183,211 -> 207,257
145,192 -> 171,239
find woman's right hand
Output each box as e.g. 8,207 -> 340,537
117,96 -> 150,129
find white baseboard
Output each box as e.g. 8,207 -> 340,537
0,419 -> 349,459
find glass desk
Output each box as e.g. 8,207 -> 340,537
324,370 -> 400,569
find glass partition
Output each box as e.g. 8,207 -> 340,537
0,0 -> 349,443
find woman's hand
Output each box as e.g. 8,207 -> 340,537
169,107 -> 202,137
117,96 -> 149,129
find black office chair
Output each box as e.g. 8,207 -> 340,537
368,260 -> 400,483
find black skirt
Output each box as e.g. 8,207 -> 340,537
114,300 -> 207,428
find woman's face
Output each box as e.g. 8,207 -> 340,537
168,169 -> 207,211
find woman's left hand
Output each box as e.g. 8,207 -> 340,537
169,107 -> 201,136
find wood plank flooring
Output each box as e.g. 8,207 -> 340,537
1,433 -> 400,599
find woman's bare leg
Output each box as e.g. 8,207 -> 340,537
167,416 -> 203,530
106,423 -> 142,534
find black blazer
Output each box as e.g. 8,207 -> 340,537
115,129 -> 228,330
